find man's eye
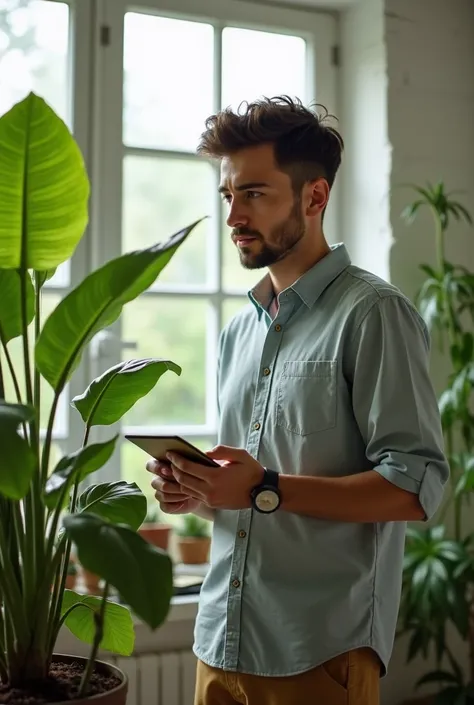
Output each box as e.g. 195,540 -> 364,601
246,191 -> 262,199
221,194 -> 232,203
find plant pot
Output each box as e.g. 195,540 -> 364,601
177,536 -> 211,564
65,573 -> 77,590
81,568 -> 101,595
400,697 -> 435,705
0,654 -> 127,705
139,523 -> 172,551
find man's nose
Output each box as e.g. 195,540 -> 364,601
226,202 -> 250,229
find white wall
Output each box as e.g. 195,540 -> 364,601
339,0 -> 392,279
340,1 -> 474,703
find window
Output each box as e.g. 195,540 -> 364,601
0,0 -> 337,499
0,0 -> 91,464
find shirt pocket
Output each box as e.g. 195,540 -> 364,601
275,360 -> 337,436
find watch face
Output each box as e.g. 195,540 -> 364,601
255,489 -> 280,513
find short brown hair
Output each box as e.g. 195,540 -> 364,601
197,95 -> 344,192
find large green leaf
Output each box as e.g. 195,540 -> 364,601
35,219 -> 203,392
72,358 -> 181,426
61,590 -> 134,656
0,92 -> 89,269
0,270 -> 35,344
63,513 -> 173,629
77,481 -> 146,531
43,436 -> 118,509
0,402 -> 36,499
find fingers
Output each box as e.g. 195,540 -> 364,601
159,501 -> 188,514
206,445 -> 246,462
151,475 -> 189,502
146,458 -> 175,480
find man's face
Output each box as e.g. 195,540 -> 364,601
219,144 -> 306,270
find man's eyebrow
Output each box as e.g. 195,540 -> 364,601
218,181 -> 271,193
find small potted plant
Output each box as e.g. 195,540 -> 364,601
139,504 -> 172,552
65,559 -> 78,590
177,514 -> 211,565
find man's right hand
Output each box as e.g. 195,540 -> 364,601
146,458 -> 201,515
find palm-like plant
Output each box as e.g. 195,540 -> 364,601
0,91 -> 202,699
399,182 -> 474,704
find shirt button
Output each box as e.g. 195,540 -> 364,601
263,367 -> 271,376
232,579 -> 241,588
238,530 -> 247,538
254,422 -> 261,431
275,324 -> 282,332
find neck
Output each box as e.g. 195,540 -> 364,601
268,233 -> 331,295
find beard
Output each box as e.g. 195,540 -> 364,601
232,196 -> 305,270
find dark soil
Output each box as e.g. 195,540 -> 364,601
0,660 -> 121,704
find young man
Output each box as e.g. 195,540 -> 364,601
147,96 -> 449,705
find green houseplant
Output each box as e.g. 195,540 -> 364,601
176,514 -> 211,565
0,92 -> 202,703
398,182 -> 474,704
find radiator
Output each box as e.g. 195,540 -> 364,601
113,651 -> 197,705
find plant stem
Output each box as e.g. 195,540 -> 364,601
46,424 -> 93,656
0,599 -> 9,683
469,592 -> 474,684
0,518 -> 28,645
41,392 -> 61,486
78,582 -> 109,698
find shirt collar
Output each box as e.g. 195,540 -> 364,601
248,244 -> 351,319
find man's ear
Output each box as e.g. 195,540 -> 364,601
304,178 -> 330,216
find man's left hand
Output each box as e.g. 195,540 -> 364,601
166,445 -> 264,511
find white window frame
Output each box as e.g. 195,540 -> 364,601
20,0 -> 95,457
84,0 -> 338,477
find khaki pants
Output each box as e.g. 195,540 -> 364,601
194,648 -> 381,705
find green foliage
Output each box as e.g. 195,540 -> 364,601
177,513 -> 211,538
399,181 -> 474,696
72,358 -> 181,427
0,93 -> 89,269
0,92 -> 203,694
60,590 -> 134,657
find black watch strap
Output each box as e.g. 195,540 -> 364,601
262,467 -> 279,489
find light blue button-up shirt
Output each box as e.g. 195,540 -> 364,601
193,244 -> 448,677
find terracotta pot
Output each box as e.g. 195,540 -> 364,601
82,568 -> 101,595
178,536 -> 211,564
51,654 -> 127,705
139,523 -> 172,551
65,573 -> 77,590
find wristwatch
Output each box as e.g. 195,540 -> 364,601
250,468 -> 281,514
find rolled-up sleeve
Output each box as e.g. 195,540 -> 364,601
349,294 -> 449,520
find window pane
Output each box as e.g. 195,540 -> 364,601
1,292 -> 68,435
123,156 -> 214,286
222,298 -> 248,328
222,209 -> 263,292
0,0 -> 70,122
123,12 -> 214,151
221,27 -> 306,109
121,297 -> 207,425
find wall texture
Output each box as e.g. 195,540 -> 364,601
340,1 -> 474,703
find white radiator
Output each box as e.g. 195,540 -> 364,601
113,651 -> 197,705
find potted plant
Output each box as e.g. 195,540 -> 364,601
139,504 -> 172,552
0,92 -> 203,703
65,559 -> 78,591
397,182 -> 474,704
176,514 -> 211,565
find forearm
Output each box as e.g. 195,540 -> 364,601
279,470 -> 425,523
194,503 -> 216,522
